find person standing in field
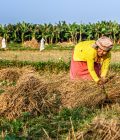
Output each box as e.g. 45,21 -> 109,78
70,36 -> 113,86
1,38 -> 6,50
40,38 -> 45,51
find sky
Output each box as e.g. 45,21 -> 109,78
0,0 -> 120,25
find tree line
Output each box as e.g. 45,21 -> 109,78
0,21 -> 120,44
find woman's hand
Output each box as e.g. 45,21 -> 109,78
97,79 -> 104,87
97,78 -> 108,88
101,77 -> 108,83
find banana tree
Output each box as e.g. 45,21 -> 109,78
111,21 -> 119,44
0,24 -> 4,37
18,22 -> 30,44
79,23 -> 85,42
84,23 -> 94,40
69,22 -> 80,43
45,23 -> 54,44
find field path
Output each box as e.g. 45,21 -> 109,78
0,50 -> 120,63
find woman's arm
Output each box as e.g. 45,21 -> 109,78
87,59 -> 100,82
101,52 -> 111,78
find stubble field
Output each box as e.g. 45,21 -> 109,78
0,50 -> 120,139
0,50 -> 120,63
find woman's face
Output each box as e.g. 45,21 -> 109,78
97,48 -> 108,57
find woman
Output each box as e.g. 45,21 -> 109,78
70,36 -> 113,86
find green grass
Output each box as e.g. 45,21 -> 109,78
6,42 -> 38,51
0,59 -> 70,72
1,42 -> 120,51
0,43 -> 74,51
110,63 -> 120,71
0,59 -> 120,73
0,80 -> 16,86
45,44 -> 74,50
0,89 -> 5,95
2,42 -> 120,51
0,107 -> 95,139
0,105 -> 120,139
112,45 -> 120,51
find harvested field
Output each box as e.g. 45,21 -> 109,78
0,67 -> 120,120
76,116 -> 120,140
0,50 -> 120,63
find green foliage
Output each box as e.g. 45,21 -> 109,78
0,43 -> 74,51
112,45 -> 120,51
0,80 -> 8,86
45,44 -> 74,50
1,21 -> 120,45
0,107 -> 95,139
110,63 -> 120,71
0,59 -> 70,73
0,42 -> 38,51
0,59 -> 120,73
0,118 -> 25,140
0,80 -> 16,86
0,89 -> 5,94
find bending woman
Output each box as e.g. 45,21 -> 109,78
70,36 -> 113,86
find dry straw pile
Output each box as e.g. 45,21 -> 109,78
23,38 -> 39,48
0,68 -> 21,82
0,70 -> 60,120
76,117 -> 120,140
0,68 -> 120,120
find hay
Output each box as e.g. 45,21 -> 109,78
76,117 -> 120,140
103,73 -> 120,104
0,73 -> 60,120
43,72 -> 107,108
53,72 -> 120,109
0,68 -> 21,82
0,93 -> 11,112
46,79 -> 106,108
56,41 -> 75,47
23,38 -> 39,48
0,68 -> 120,120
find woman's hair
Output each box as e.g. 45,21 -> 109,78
92,44 -> 99,49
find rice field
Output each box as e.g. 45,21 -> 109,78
0,50 -> 120,63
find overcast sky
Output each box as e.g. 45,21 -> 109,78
0,0 -> 120,25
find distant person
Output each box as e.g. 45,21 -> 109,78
40,38 -> 45,51
70,36 -> 113,87
1,38 -> 6,49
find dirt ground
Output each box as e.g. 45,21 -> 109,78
0,50 -> 120,63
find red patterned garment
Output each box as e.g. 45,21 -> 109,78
70,53 -> 101,80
